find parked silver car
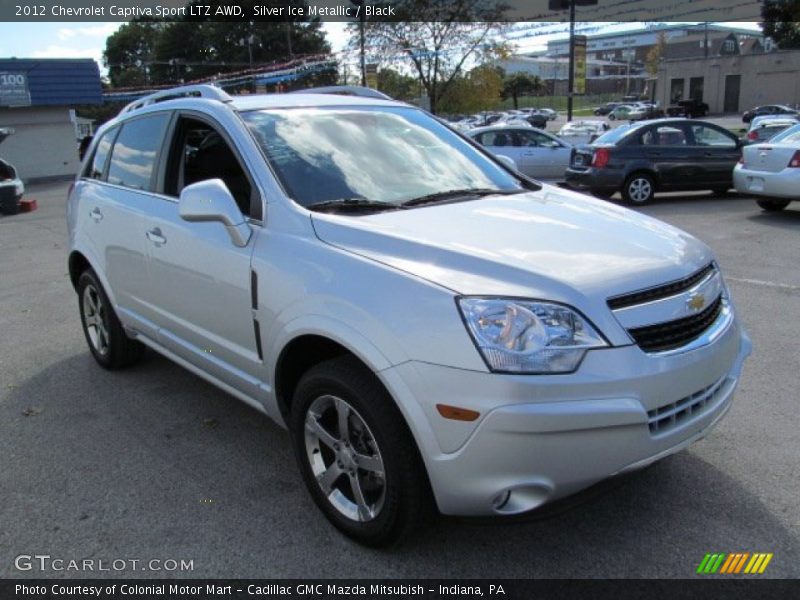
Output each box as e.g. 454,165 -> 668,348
68,85 -> 750,546
467,125 -> 572,181
734,122 -> 800,211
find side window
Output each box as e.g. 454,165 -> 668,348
84,127 -> 118,180
691,125 -> 736,148
164,117 -> 253,217
656,126 -> 687,145
107,113 -> 170,191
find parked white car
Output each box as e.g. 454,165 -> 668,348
0,128 -> 25,216
467,125 -> 572,181
68,85 -> 750,546
557,120 -> 610,145
744,116 -> 798,144
734,122 -> 800,211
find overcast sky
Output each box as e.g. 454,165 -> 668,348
0,21 -> 760,76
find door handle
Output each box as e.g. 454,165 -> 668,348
146,227 -> 167,246
90,207 -> 103,222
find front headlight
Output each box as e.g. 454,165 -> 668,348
458,297 -> 607,374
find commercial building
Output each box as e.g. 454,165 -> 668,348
655,49 -> 800,114
0,58 -> 102,182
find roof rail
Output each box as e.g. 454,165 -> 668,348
121,84 -> 233,114
291,85 -> 393,100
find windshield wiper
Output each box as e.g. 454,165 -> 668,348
401,188 -> 524,208
305,197 -> 405,213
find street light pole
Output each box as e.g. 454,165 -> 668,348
351,0 -> 366,86
567,0 -> 575,122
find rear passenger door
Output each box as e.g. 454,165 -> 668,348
141,112 -> 264,399
687,123 -> 741,188
78,113 -> 171,339
474,130 -> 524,170
638,123 -> 698,189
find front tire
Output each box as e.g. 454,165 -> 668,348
756,198 -> 790,212
78,269 -> 144,369
290,356 -> 432,547
622,173 -> 656,205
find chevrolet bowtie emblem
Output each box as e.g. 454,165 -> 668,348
687,293 -> 706,312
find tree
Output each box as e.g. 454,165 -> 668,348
501,71 -> 543,109
103,1 -> 336,89
376,68 -> 419,101
352,0 -> 510,113
761,0 -> 800,49
645,31 -> 667,77
104,20 -> 164,87
438,64 -> 503,114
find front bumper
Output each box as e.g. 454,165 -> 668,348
734,164 -> 800,199
381,314 -> 751,516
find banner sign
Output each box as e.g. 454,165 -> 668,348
0,72 -> 31,107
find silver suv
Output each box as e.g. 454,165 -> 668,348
68,85 -> 751,546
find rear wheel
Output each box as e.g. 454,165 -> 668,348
78,269 -> 144,369
290,356 -> 432,547
622,173 -> 656,205
756,198 -> 790,212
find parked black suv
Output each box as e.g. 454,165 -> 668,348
565,119 -> 742,204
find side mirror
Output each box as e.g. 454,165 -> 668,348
495,154 -> 517,170
179,179 -> 252,247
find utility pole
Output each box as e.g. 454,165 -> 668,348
351,0 -> 366,86
567,0 -> 575,122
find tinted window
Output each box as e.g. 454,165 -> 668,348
107,114 -> 170,191
691,124 -> 735,147
164,117 -> 253,217
514,130 -> 560,147
768,123 -> 800,144
86,128 -> 118,180
594,124 -> 637,145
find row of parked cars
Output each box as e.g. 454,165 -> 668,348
468,116 -> 800,210
448,108 -> 558,132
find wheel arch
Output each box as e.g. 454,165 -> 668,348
68,250 -> 119,308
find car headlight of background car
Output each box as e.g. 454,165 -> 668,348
458,297 -> 607,374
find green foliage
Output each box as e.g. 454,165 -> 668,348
501,71 -> 544,109
103,1 -> 334,89
439,65 -> 503,114
376,68 -> 419,102
354,0 -> 511,113
761,0 -> 800,49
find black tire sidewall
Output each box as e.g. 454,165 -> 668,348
77,269 -> 142,369
756,198 -> 790,211
623,173 -> 655,205
289,357 -> 427,547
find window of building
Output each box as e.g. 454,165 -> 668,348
106,114 -> 170,191
689,77 -> 704,102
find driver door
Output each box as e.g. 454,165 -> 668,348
142,113 -> 264,398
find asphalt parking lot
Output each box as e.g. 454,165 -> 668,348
1,182 -> 798,579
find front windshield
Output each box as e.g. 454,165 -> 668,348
242,106 -> 522,207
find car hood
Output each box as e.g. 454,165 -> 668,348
310,185 -> 713,305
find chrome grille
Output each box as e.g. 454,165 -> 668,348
628,295 -> 723,352
608,263 -> 715,310
648,376 -> 728,435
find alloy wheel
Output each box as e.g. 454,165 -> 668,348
82,284 -> 109,356
628,177 -> 653,204
304,394 -> 386,522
